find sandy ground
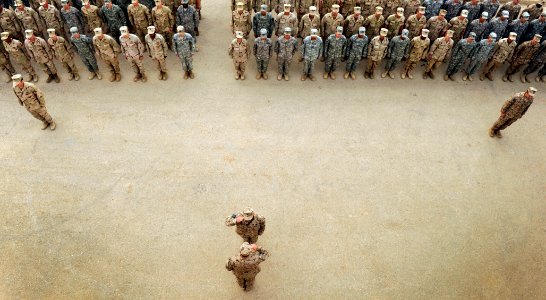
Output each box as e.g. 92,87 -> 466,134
1,1 -> 545,299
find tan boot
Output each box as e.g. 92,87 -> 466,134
73,73 -> 80,81
184,71 -> 189,79
407,73 -> 413,79
381,71 -> 388,78
388,72 -> 394,79
301,74 -> 307,81
41,121 -> 49,130
235,72 -> 240,80
159,72 -> 164,80
401,71 -> 406,79
262,73 -> 268,80
467,75 -> 473,81
96,72 -> 103,80
323,72 -> 328,79
344,72 -> 349,79
162,72 -> 168,80
330,73 -> 336,80
189,71 -> 195,79
495,131 -> 502,138
68,72 -> 74,81
283,74 -> 289,81
479,73 -> 485,81
462,74 -> 468,81
140,73 -> 147,82
133,73 -> 141,82
256,73 -> 262,79
277,74 -> 282,80
88,72 -> 97,80
109,72 -> 116,82
488,128 -> 495,137
49,121 -> 56,131
350,72 -> 356,80
443,74 -> 449,81
309,74 -> 316,81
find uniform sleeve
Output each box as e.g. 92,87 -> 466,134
111,37 -> 121,53
35,86 -> 46,106
118,7 -> 127,25
500,97 -> 515,114
225,215 -> 237,226
257,215 -> 266,235
225,257 -> 234,271
193,8 -> 199,28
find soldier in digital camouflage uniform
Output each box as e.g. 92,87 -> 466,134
101,0 -> 126,41
504,12 -> 528,43
464,32 -> 496,81
364,27 -> 388,79
14,0 -> 44,38
2,32 -> 38,81
363,6 -> 383,37
128,0 -> 152,42
344,26 -> 367,79
275,4 -> 297,37
382,28 -> 409,78
300,27 -> 321,80
145,25 -> 168,80
59,0 -> 84,37
47,28 -> 79,80
298,5 -> 319,38
424,9 -> 447,43
37,0 -> 63,38
253,4 -> 274,38
489,87 -> 536,139
253,28 -> 272,79
343,6 -> 364,38
481,31 -> 517,81
0,39 -> 15,82
152,0 -> 174,50
321,4 -> 343,40
70,27 -> 102,80
447,9 -> 468,44
424,0 -> 441,20
481,0 -> 500,22
384,7 -> 405,39
503,34 -> 541,82
295,0 -> 316,19
12,74 -> 56,130
232,2 -> 251,39
92,27 -> 121,81
119,26 -> 146,82
486,10 -> 509,39
443,0 -> 463,21
24,29 -> 60,82
423,29 -> 453,79
176,0 -> 199,42
274,26 -> 298,80
402,28 -> 429,79
228,30 -> 249,79
225,207 -> 266,243
405,6 -> 426,39
444,31 -> 476,81
462,0 -> 481,21
173,25 -> 195,79
496,0 -> 520,22
225,242 -> 269,291
81,0 -> 103,35
520,12 -> 545,43
323,26 -> 346,79
520,40 -> 546,83
0,3 -> 24,41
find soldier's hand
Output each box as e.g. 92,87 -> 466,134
236,216 -> 244,223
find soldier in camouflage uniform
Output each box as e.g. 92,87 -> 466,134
37,0 -> 63,38
481,31 -> 517,81
363,6 -> 383,37
321,4 -> 343,39
443,0 -> 463,21
405,6 -> 426,39
274,26 -> 298,80
489,87 -> 536,138
364,27 -> 388,79
47,28 -> 79,80
173,25 -> 195,78
425,9 -> 448,43
81,0 -> 103,35
295,0 -> 316,19
232,2 -> 251,39
231,0 -> 250,11
522,1 -> 544,21
101,0 -> 126,41
152,0 -> 174,50
481,0 -> 500,22
69,27 -> 102,79
520,12 -> 545,43
361,0 -> 382,18
300,27 -> 321,80
384,7 -> 405,39
24,29 -> 60,82
402,28 -> 430,79
423,29 -> 454,79
402,0 -> 418,19
323,26 -> 345,79
145,26 -> 168,80
11,73 -> 56,130
0,39 -> 15,82
496,0 -> 521,22
228,31 -> 249,79
253,4 -> 274,38
298,5 -> 319,38
444,31 -> 476,81
14,0 -> 44,38
447,9 -> 468,44
382,28 -> 409,78
424,0 -> 441,20
464,32 -> 496,81
275,3 -> 297,37
1,4 -> 24,41
119,26 -> 146,82
343,6 -> 364,38
521,40 -> 546,82
225,242 -> 269,291
92,27 -> 121,81
253,28 -> 272,79
462,0 -> 481,21
2,32 -> 38,81
128,0 -> 152,42
176,0 -> 198,42
340,0 -> 359,16
383,0 -> 402,17
225,207 -> 266,243
344,26 -> 367,79
503,34 -> 541,82
504,12 -> 528,43
60,0 -> 84,37
485,10 -> 508,39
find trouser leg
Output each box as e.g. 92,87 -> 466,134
30,107 -> 53,123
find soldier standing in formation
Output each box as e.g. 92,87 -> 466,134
464,32 -> 496,81
505,12 -> 528,43
2,32 -> 38,81
423,29 -> 453,79
253,4 -> 274,38
384,7 -> 405,39
489,87 -> 536,139
481,31 -> 517,81
299,5 -> 319,38
503,34 -> 541,82
0,39 -> 15,82
364,27 -> 388,79
81,0 -> 102,34
363,6 -> 383,37
225,242 -> 269,291
275,3 -> 297,37
225,207 -> 266,243
152,0 -> 174,50
173,25 -> 195,79
128,0 -> 152,42
0,3 -> 24,41
101,0 -> 126,41
176,0 -> 199,42
145,25 -> 168,80
228,30 -> 249,80
119,26 -> 146,82
402,28 -> 430,79
274,26 -> 298,80
24,29 -> 60,82
323,26 -> 346,79
521,12 -> 546,43
59,0 -> 84,37
93,27 -> 121,81
47,28 -> 79,81
12,73 -> 56,130
70,27 -> 102,80
424,9 -> 447,43
231,2 -> 251,39
321,4 -> 343,39
382,28 -> 409,79
37,0 -> 63,38
448,10 -> 468,44
497,0 -> 520,22
521,40 -> 546,83
444,31 -> 476,81
14,0 -> 44,38
300,27 -> 322,81
487,10 -> 509,39
405,6 -> 426,39
344,26 -> 368,80
343,6 -> 364,39
253,28 -> 272,79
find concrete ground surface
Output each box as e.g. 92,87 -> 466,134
1,1 -> 546,299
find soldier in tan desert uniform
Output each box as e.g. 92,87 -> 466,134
92,27 -> 122,81
24,29 -> 60,83
81,0 -> 103,35
225,207 -> 266,243
480,32 -> 517,81
321,4 -> 344,39
47,28 -> 79,80
12,73 -> 56,130
2,32 -> 38,81
502,34 -> 542,82
423,29 -> 454,79
226,242 -> 269,291
228,31 -> 250,80
298,5 -> 319,38
489,87 -> 536,138
275,4 -> 298,37
344,6 -> 364,38
128,0 -> 152,42
363,6 -> 384,37
231,2 -> 251,39
0,39 -> 15,82
145,26 -> 168,80
364,27 -> 389,79
152,0 -> 174,49
14,0 -> 44,38
119,26 -> 147,82
405,6 -> 426,39
402,28 -> 429,79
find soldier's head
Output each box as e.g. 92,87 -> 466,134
467,32 -> 476,42
94,27 -> 103,38
15,0 -> 24,9
235,30 -> 243,41
353,6 -> 361,16
259,28 -> 267,38
182,0 -> 189,7
284,27 -> 292,38
396,7 -> 404,17
488,32 -> 497,43
243,207 -> 254,221
334,26 -> 342,38
12,74 -> 24,88
520,12 -> 530,22
500,10 -> 509,20
309,6 -> 317,17
40,0 -> 49,9
70,27 -> 80,39
25,29 -> 35,41
541,12 -> 546,21
260,4 -> 267,15
445,29 -> 454,41
507,32 -> 517,42
310,28 -> 318,39
525,87 -> 537,98
283,3 -> 291,14
104,0 -> 113,8
240,242 -> 252,257
0,2 -> 3,11
236,2 -> 244,12
177,25 -> 185,34
532,34 -> 542,45
120,26 -> 129,37
421,28 -> 429,39
132,0 -> 139,6
83,0 -> 90,8
47,28 -> 57,39
374,6 -> 383,16
147,26 -> 156,36
358,26 -> 366,37
480,11 -> 488,21
417,6 -> 425,17
154,0 -> 162,8
379,28 -> 388,40
400,29 -> 409,39
438,9 -> 447,20
460,10 -> 468,19
331,4 -> 339,16
60,0 -> 70,9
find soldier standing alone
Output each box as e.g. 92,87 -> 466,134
225,242 -> 269,291
12,73 -> 56,130
225,207 -> 266,243
489,87 -> 537,138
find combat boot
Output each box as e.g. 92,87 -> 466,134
323,72 -> 329,79
423,71 -> 429,79
96,72 -> 103,80
162,72 -> 168,80
240,73 -> 245,80
74,72 -> 80,81
68,72 -> 74,81
350,72 -> 356,80
301,74 -> 307,81
443,74 -> 449,81
428,71 -> 434,79
54,74 -> 60,83
388,72 -> 394,79
49,121 -> 56,131
467,75 -> 473,81
133,73 -> 141,82
485,72 -> 493,81
256,73 -> 262,79
189,71 -> 194,79
488,128 -> 495,137
401,71 -> 406,79
109,71 -> 116,82
381,71 -> 388,78
507,75 -> 513,82
449,75 -> 455,81
158,72 -> 163,80
479,73 -> 485,81
330,73 -> 336,80
364,72 -> 369,79
41,121 -> 50,130
262,73 -> 268,80
115,73 -> 121,81
46,74 -> 54,83
407,73 -> 413,79
344,72 -> 349,79
522,74 -> 530,83
88,72 -> 97,80
184,71 -> 189,79
140,73 -> 147,82
235,72 -> 240,80
462,74 -> 468,81
495,131 -> 502,138
536,75 -> 545,82
277,73 -> 282,80
283,74 -> 289,81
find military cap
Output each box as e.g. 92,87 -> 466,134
240,242 -> 252,256
260,28 -> 267,35
47,28 -> 56,36
236,1 -> 243,7
309,5 -> 316,12
481,11 -> 488,19
0,32 -> 9,40
461,9 -> 468,17
445,29 -> 454,37
310,28 -> 318,35
260,4 -> 267,11
468,32 -> 476,38
508,31 -> 517,38
24,29 -> 33,38
120,26 -> 128,34
380,28 -> 388,36
331,4 -> 340,10
375,6 -> 383,12
11,74 -> 22,81
401,29 -> 409,37
358,26 -> 366,34
541,12 -> 546,17
147,26 -> 155,34
82,0 -> 90,4
489,32 -> 497,39
354,6 -> 361,12
527,87 -> 538,95
15,0 -> 23,5
283,3 -> 291,9
104,0 -> 111,3
70,26 -> 79,33
284,27 -> 292,33
60,0 -> 68,4
235,31 -> 243,38
418,6 -> 425,12
501,10 -> 509,17
177,25 -> 185,32
396,7 -> 404,15
534,33 -> 542,40
421,28 -> 429,37
243,207 -> 254,220
93,27 -> 102,34
522,12 -> 530,18
336,26 -> 343,33
182,0 -> 189,4
439,9 -> 447,16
